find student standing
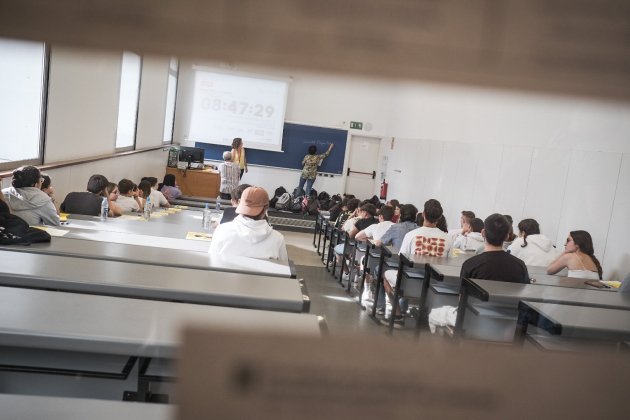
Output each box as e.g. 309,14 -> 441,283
231,137 -> 248,179
2,166 -> 59,226
297,143 -> 333,197
218,151 -> 240,200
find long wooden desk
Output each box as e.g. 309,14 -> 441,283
455,278 -> 630,339
0,250 -> 307,312
165,166 -> 219,198
515,301 -> 630,346
0,394 -> 173,420
0,236 -> 294,278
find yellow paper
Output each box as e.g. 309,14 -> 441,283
186,231 -> 212,241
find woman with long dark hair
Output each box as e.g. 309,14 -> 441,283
547,230 -> 602,279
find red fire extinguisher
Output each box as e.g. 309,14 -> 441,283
380,179 -> 388,200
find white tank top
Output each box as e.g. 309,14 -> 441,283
567,269 -> 600,280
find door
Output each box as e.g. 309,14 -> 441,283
344,135 -> 381,198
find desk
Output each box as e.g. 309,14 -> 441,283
0,250 -> 306,312
0,286 -> 323,358
0,394 -> 173,420
515,301 -> 630,346
455,278 -> 630,339
165,166 -> 219,198
67,212 -> 205,238
0,286 -> 322,400
0,236 -> 293,278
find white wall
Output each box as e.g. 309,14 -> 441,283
45,46 -> 122,162
41,46 -> 171,201
382,83 -> 630,279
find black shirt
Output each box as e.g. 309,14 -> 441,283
460,251 -> 530,284
60,192 -> 103,216
220,206 -> 237,224
354,217 -> 377,232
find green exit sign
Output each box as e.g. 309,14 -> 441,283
350,121 -> 363,130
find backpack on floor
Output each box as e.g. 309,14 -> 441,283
302,196 -> 320,215
292,187 -> 305,199
290,195 -> 303,212
275,192 -> 292,210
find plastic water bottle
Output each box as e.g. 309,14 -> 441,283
143,196 -> 152,220
215,195 -> 221,211
202,203 -> 212,230
100,197 -> 108,221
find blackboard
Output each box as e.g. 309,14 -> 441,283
195,122 -> 347,174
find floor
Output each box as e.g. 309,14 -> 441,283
282,230 -> 416,339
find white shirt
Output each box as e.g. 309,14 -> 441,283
116,195 -> 140,212
150,189 -> 169,209
361,220 -> 394,241
399,226 -> 452,257
209,215 -> 288,262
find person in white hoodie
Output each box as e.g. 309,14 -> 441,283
209,186 -> 288,262
507,218 -> 557,267
2,166 -> 59,226
452,217 -> 485,254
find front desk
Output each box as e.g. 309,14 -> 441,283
165,167 -> 220,198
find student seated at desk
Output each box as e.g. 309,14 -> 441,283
452,217 -> 485,254
158,174 -> 180,203
503,214 -> 517,250
547,230 -> 602,280
428,213 -> 530,333
447,210 -> 475,243
116,179 -> 141,212
334,203 -> 377,275
105,183 -> 123,217
384,199 -> 452,323
507,218 -> 557,267
2,166 -> 59,226
210,187 -> 288,261
220,183 -> 250,224
137,180 -> 152,210
40,173 -> 60,215
61,174 -> 111,217
355,205 -> 394,242
142,176 -> 170,208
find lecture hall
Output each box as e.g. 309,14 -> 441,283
1,1 -> 630,419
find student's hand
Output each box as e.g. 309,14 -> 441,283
245,168 -> 248,173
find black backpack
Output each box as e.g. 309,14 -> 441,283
274,186 -> 287,197
290,195 -> 303,212
317,191 -> 330,202
0,213 -> 51,245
